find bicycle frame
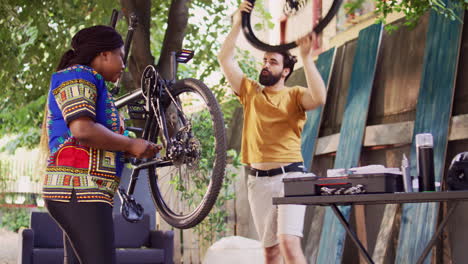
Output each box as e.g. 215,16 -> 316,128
115,49 -> 196,201
114,49 -> 180,108
110,9 -> 209,225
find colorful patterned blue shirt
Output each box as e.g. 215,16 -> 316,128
43,65 -> 124,206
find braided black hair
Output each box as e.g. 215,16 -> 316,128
56,25 -> 124,71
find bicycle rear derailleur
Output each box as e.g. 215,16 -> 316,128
167,129 -> 201,167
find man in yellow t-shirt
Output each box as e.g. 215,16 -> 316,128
217,2 -> 326,264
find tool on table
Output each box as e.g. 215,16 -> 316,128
401,154 -> 413,192
416,133 -> 436,192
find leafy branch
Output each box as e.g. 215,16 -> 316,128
345,0 -> 467,31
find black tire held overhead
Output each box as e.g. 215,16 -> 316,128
241,0 -> 343,52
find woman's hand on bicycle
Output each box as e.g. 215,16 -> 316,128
126,138 -> 162,159
232,1 -> 253,27
297,33 -> 322,59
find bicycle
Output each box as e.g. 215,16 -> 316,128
109,11 -> 227,229
242,0 -> 343,52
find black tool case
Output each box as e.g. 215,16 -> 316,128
283,173 -> 404,197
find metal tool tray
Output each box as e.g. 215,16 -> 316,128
283,173 -> 404,197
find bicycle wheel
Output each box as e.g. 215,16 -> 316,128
147,78 -> 227,229
242,0 -> 343,52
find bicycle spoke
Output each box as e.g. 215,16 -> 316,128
157,164 -> 198,216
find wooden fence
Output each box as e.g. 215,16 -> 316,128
0,158 -> 42,195
157,166 -> 258,264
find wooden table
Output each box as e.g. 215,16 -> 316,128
273,191 -> 468,264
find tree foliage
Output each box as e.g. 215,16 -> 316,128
345,0 -> 467,31
0,0 -> 121,149
1,0 -> 467,150
0,0 -> 243,150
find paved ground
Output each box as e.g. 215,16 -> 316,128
0,228 -> 17,264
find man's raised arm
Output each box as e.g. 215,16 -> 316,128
217,1 -> 252,95
297,34 -> 327,111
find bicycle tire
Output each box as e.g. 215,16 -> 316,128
147,78 -> 227,229
242,0 -> 343,52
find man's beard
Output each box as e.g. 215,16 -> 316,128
258,68 -> 282,86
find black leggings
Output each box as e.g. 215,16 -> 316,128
45,191 -> 116,264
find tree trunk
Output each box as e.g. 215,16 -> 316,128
157,0 -> 189,80
120,0 -> 189,88
120,0 -> 154,91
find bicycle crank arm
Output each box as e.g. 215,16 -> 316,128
133,159 -> 173,170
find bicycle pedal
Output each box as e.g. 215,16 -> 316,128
128,108 -> 146,114
128,113 -> 146,120
121,198 -> 144,223
127,103 -> 147,119
176,49 -> 194,63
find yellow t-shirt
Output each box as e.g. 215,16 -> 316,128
237,76 -> 307,164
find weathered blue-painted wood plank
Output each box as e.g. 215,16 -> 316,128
395,2 -> 464,263
316,23 -> 383,264
301,48 -> 336,171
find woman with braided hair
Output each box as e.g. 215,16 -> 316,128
43,25 -> 159,264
